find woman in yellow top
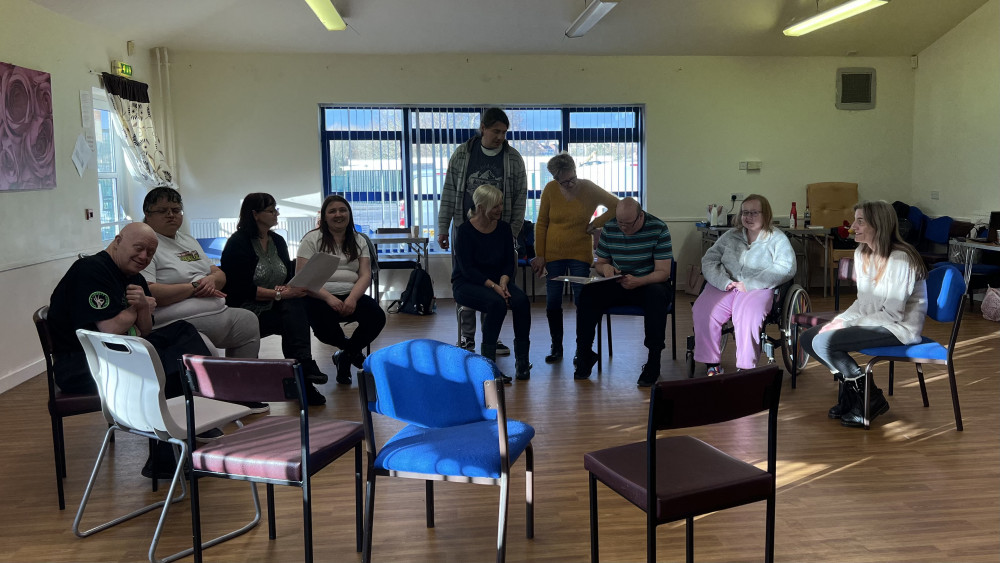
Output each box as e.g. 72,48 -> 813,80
530,153 -> 619,363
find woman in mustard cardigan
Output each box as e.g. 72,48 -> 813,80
531,153 -> 619,363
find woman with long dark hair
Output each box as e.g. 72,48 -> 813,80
799,200 -> 928,427
297,194 -> 385,385
220,192 -> 328,405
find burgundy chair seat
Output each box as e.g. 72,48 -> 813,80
789,311 -> 838,328
585,435 -> 773,524
51,391 -> 103,417
193,416 -> 364,482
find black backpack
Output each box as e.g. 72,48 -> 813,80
389,265 -> 435,315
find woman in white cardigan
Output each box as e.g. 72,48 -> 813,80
799,200 -> 928,428
692,194 -> 796,375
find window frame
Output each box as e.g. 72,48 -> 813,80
318,104 -> 644,250
93,89 -> 132,242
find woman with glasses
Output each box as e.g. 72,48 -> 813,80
530,152 -> 619,363
296,194 -> 385,386
692,194 -> 796,376
220,192 -> 328,405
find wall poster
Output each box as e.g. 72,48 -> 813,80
1,62 -> 56,191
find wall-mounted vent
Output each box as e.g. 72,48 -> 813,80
836,67 -> 876,110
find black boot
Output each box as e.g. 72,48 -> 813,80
544,309 -> 563,363
828,381 -> 854,419
301,359 -> 329,385
333,350 -> 352,385
481,341 -> 512,384
515,339 -> 531,380
841,377 -> 889,428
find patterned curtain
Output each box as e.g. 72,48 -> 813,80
100,73 -> 173,187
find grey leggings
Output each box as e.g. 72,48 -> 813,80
799,324 -> 903,380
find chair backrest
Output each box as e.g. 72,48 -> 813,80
923,215 -> 954,245
926,265 -> 966,323
183,355 -> 304,405
649,364 -> 783,431
837,257 -> 856,281
358,231 -> 379,275
516,220 -> 535,259
33,306 -> 61,405
361,339 -> 500,428
907,206 -> 927,242
75,329 -> 184,441
807,182 -> 858,230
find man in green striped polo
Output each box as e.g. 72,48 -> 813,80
573,198 -> 673,387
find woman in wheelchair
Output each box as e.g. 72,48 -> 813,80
799,200 -> 927,427
692,194 -> 796,376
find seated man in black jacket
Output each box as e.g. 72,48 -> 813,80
48,222 -> 212,478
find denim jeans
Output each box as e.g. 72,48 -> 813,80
799,324 -> 903,380
544,259 -> 591,311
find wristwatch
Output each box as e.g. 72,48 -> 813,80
191,281 -> 199,290
275,290 -> 282,301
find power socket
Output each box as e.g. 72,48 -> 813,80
731,193 -> 744,202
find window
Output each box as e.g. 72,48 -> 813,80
319,105 -> 644,251
93,91 -> 131,241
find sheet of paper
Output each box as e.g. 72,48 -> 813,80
72,133 -> 93,177
288,252 -> 340,292
79,90 -> 96,151
557,274 -> 623,285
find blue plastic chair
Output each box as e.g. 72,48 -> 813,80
359,339 -> 535,563
856,265 -> 967,430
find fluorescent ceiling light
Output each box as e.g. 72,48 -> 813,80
566,0 -> 620,38
783,0 -> 888,37
305,0 -> 346,31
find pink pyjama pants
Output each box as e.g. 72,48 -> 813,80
691,284 -> 774,369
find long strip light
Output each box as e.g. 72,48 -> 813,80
565,0 -> 620,38
783,0 -> 888,37
305,0 -> 346,31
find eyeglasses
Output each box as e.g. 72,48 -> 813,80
260,207 -> 280,214
618,214 -> 641,230
147,207 -> 183,216
741,210 -> 762,218
557,175 -> 578,188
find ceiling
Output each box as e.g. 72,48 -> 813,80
32,0 -> 989,57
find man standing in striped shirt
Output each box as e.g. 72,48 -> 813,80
573,198 -> 673,387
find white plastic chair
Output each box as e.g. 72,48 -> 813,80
73,329 -> 254,563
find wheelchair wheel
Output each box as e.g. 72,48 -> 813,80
780,284 -> 811,374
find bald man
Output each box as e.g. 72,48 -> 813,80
573,198 -> 673,387
48,222 -> 211,397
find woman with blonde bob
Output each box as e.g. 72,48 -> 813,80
799,200 -> 928,428
452,184 -> 531,381
692,194 -> 796,375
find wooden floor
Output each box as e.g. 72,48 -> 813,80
2,292 -> 999,563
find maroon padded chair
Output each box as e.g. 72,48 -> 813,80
182,356 -> 365,563
585,364 -> 783,563
789,257 -> 857,387
33,306 -> 105,510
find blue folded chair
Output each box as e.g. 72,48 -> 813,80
856,265 -> 967,430
359,339 -> 535,563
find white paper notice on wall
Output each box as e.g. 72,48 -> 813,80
72,133 -> 93,177
79,90 -> 95,151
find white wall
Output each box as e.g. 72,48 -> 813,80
166,51 -> 917,297
0,0 -> 153,391
912,0 -> 1000,219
